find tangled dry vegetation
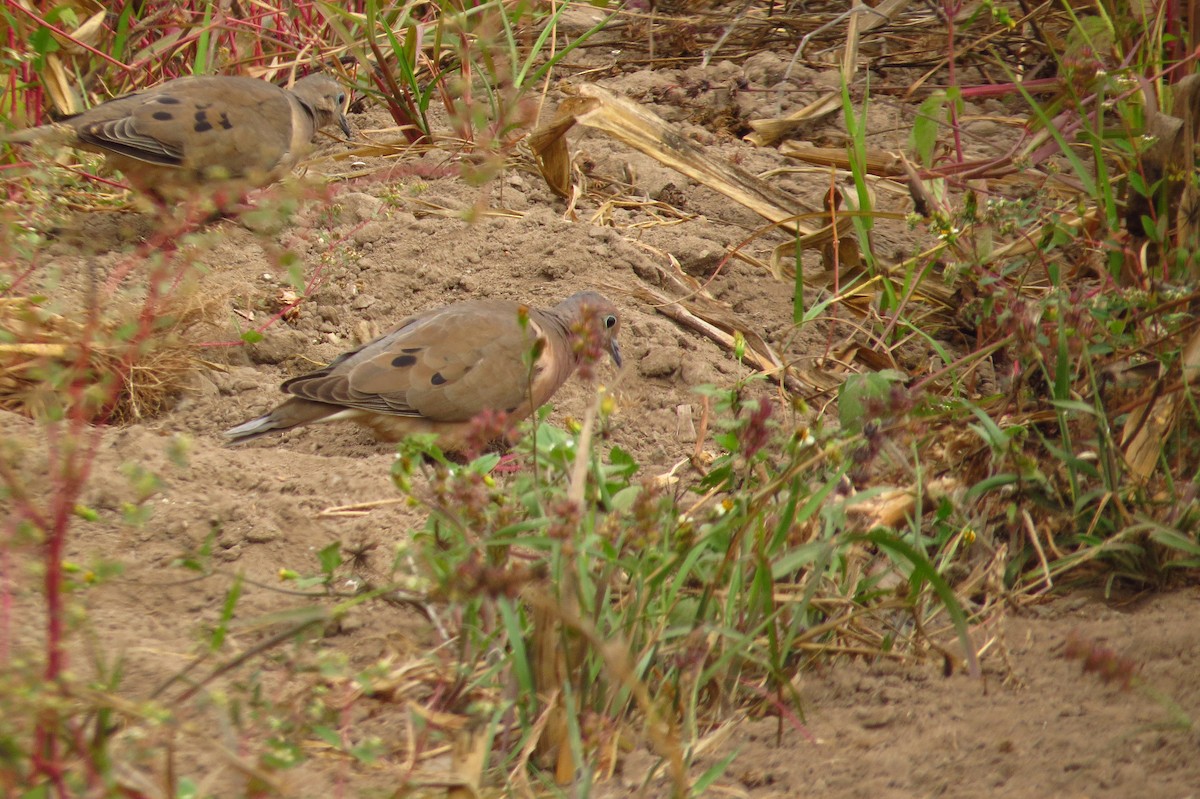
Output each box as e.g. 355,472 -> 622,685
1,0 -> 1199,796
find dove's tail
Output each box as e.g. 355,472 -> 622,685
222,414 -> 289,443
2,123 -> 75,146
223,398 -> 348,444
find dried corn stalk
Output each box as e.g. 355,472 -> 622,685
530,83 -> 815,235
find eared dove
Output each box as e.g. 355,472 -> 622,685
223,291 -> 623,451
7,73 -> 351,204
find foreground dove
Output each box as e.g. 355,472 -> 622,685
7,73 -> 350,203
224,292 -> 622,450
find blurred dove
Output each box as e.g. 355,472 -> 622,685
6,72 -> 350,204
224,292 -> 622,450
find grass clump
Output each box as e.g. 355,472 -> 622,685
0,291 -> 213,425
362,377 -> 982,794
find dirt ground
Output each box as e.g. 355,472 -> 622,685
4,14 -> 1200,799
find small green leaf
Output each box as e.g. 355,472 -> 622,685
312,725 -> 342,748
174,778 -> 198,799
910,91 -> 946,167
694,750 -> 739,793
120,503 -> 153,526
838,370 -> 906,432
210,574 -> 244,651
29,27 -> 60,59
166,434 -> 191,468
610,485 -> 641,512
1127,171 -> 1148,197
318,542 -> 342,577
714,432 -> 739,452
286,258 -> 306,292
73,504 -> 100,522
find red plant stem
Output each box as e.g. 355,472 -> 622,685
2,4 -> 358,790
956,78 -> 1059,98
69,717 -> 103,791
3,24 -> 40,126
20,201 -> 179,794
1166,0 -> 1183,67
33,243 -> 172,786
30,428 -> 100,796
0,543 -> 9,662
943,0 -> 964,162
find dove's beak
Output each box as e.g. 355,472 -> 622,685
609,339 -> 622,369
338,113 -> 353,138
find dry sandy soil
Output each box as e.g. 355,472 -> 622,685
4,12 -> 1200,799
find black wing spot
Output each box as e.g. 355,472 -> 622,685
391,354 -> 418,368
401,347 -> 422,353
430,372 -> 447,386
152,111 -> 174,121
216,112 -> 233,130
193,110 -> 212,133
154,96 -> 182,105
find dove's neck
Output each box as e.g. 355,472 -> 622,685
538,308 -> 581,365
292,98 -> 320,135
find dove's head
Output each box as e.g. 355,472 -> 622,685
558,292 -> 622,377
292,74 -> 352,138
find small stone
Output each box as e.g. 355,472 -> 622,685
352,221 -> 386,245
638,349 -> 678,378
338,191 -> 384,223
354,320 -> 381,345
246,328 -> 309,365
671,234 -> 726,277
189,371 -> 220,398
587,226 -> 618,242
854,707 -> 897,729
243,527 -> 279,544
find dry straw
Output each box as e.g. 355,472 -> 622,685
0,292 -> 215,424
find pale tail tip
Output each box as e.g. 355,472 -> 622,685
222,415 -> 278,444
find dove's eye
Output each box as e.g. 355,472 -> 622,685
337,93 -> 346,105
604,314 -> 617,329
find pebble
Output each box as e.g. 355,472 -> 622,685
638,349 -> 678,378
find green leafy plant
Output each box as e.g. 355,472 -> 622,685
372,374 -> 988,791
